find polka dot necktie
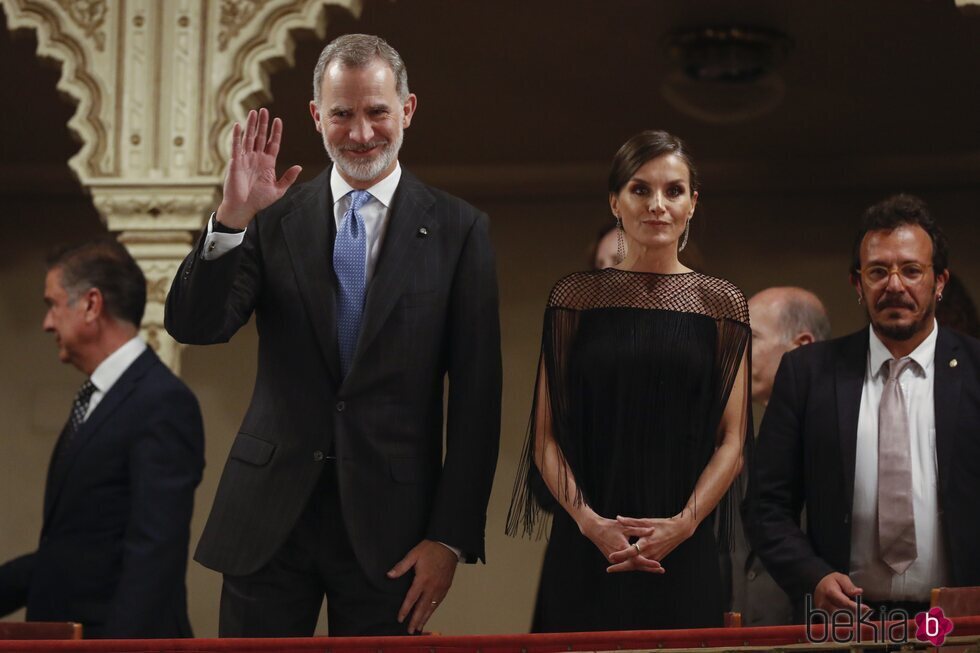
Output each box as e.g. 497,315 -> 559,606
60,379 -> 96,454
334,190 -> 371,376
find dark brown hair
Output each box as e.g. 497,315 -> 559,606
850,194 -> 949,274
607,130 -> 700,195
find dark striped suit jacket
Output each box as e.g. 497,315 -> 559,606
165,167 -> 502,589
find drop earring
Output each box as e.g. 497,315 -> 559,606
615,216 -> 626,263
678,221 -> 691,252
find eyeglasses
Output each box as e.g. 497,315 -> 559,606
857,263 -> 933,286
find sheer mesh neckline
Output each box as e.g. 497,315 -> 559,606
547,269 -> 750,326
604,267 -> 696,276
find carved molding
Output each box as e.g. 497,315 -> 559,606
55,0 -> 107,50
1,0 -> 110,179
217,0 -> 272,52
90,184 -> 220,231
206,0 -> 360,175
955,0 -> 980,14
3,0 -> 359,371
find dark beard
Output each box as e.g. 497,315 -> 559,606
870,281 -> 937,341
875,318 -> 926,341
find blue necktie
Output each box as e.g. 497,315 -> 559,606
334,190 -> 371,376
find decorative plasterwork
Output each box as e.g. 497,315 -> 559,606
205,0 -> 358,176
955,0 -> 980,14
217,0 -> 272,52
90,184 -> 221,232
1,0 -> 110,179
55,0 -> 107,50
2,0 -> 360,371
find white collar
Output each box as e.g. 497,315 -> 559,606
89,336 -> 147,394
868,319 -> 938,379
330,161 -> 402,208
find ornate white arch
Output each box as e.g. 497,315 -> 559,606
1,0 -> 109,179
2,0 -> 360,371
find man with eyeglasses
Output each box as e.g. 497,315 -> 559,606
744,194 -> 980,621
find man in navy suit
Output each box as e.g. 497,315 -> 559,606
166,34 -> 501,637
0,239 -> 204,638
745,195 -> 980,619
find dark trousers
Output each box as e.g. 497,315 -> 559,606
219,465 -> 407,637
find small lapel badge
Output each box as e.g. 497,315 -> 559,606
417,226 -> 429,238
949,359 -> 958,368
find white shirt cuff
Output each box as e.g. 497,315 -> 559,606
201,212 -> 246,260
436,541 -> 463,562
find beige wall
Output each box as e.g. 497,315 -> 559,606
1,184 -> 978,635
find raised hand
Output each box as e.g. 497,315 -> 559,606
387,539 -> 458,634
216,108 -> 303,230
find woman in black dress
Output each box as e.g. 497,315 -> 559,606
508,131 -> 750,632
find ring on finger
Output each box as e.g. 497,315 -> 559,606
632,542 -> 641,554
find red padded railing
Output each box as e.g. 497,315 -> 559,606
1,616 -> 978,652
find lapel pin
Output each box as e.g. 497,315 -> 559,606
417,227 -> 429,238
949,359 -> 958,368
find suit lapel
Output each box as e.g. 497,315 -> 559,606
345,170 -> 435,385
933,327 -> 961,497
836,329 -> 869,510
281,170 -> 342,385
43,349 -> 156,527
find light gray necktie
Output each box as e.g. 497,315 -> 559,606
878,357 -> 917,575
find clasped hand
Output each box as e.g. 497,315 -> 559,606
583,512 -> 697,573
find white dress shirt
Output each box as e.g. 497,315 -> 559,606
201,163 -> 402,273
849,320 -> 948,601
84,336 -> 148,421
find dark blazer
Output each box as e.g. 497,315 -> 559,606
744,326 -> 980,605
730,490 -> 794,626
0,348 -> 204,638
165,167 -> 502,588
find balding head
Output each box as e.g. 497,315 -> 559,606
749,287 -> 830,405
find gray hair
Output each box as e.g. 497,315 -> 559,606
778,293 -> 831,343
312,34 -> 410,105
47,238 -> 146,328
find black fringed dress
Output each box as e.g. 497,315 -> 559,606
508,269 -> 751,632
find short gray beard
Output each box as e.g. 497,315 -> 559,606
324,127 -> 403,183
